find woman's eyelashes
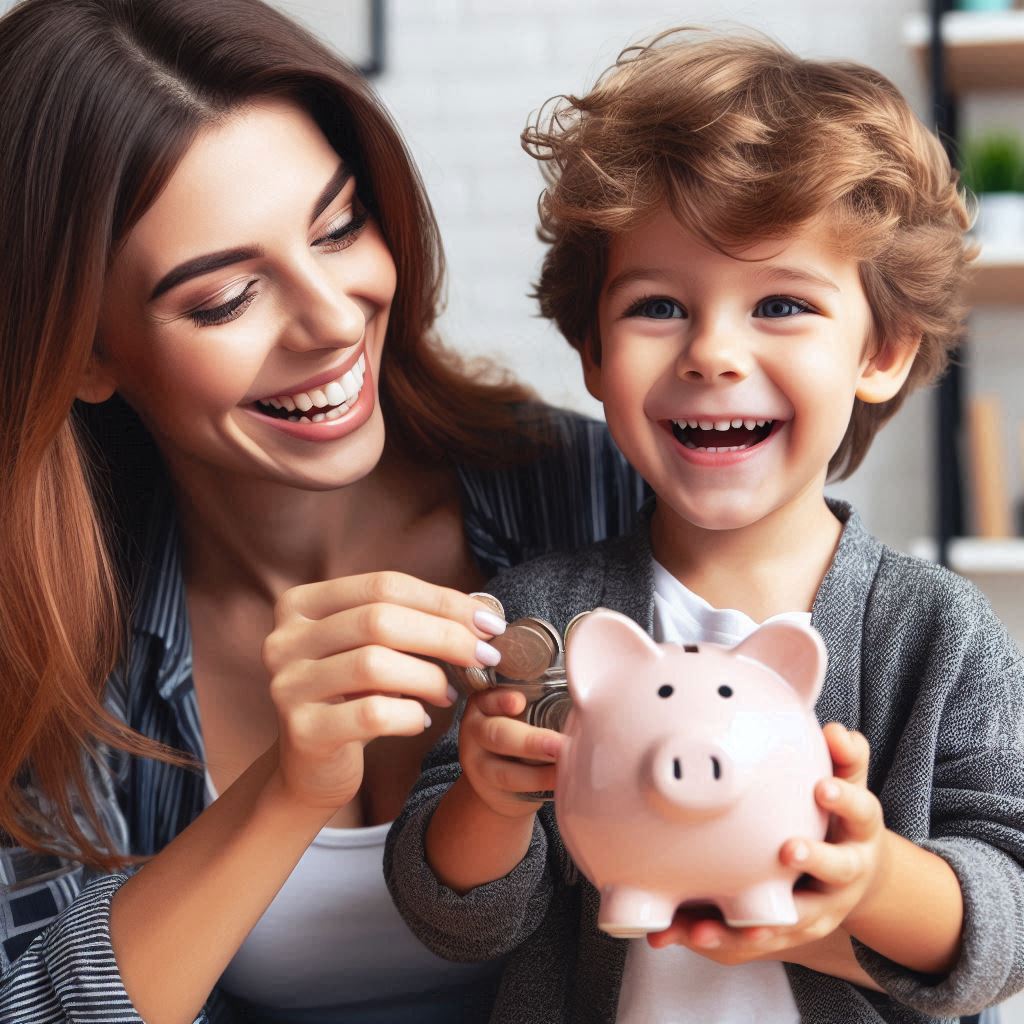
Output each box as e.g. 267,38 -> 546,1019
189,280 -> 259,327
314,205 -> 369,252
623,294 -> 816,321
185,205 -> 370,327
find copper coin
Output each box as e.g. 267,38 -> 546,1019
469,592 -> 506,620
445,663 -> 494,696
527,617 -> 563,654
492,620 -> 558,681
562,610 -> 593,650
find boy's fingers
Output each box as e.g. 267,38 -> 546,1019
477,757 -> 557,796
822,723 -> 870,784
475,713 -> 563,761
784,836 -> 866,888
815,778 -> 883,840
472,688 -> 528,719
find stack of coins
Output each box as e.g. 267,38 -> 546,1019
447,596 -> 597,730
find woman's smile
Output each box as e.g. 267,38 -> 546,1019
243,352 -> 376,442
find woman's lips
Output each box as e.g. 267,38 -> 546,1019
243,357 -> 376,442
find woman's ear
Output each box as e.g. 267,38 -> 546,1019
855,335 -> 920,405
580,336 -> 604,402
76,345 -> 118,404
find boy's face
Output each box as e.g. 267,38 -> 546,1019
589,208 -> 915,534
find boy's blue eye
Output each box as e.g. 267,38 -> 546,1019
629,297 -> 685,320
754,297 -> 810,318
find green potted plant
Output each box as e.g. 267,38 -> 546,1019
961,132 -> 1024,247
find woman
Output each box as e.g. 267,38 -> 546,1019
0,1 -> 645,1021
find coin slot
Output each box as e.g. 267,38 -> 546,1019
711,756 -> 721,780
673,758 -> 682,780
683,644 -> 699,652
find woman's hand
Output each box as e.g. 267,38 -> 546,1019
458,687 -> 564,818
263,571 -> 505,811
648,724 -> 890,969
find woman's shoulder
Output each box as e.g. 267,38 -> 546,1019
455,404 -> 648,573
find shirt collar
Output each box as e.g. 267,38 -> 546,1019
129,489 -> 194,702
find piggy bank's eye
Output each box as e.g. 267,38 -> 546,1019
658,684 -> 674,698
718,685 -> 733,698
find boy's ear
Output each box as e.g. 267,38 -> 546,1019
579,337 -> 604,402
855,335 -> 920,405
76,344 -> 118,404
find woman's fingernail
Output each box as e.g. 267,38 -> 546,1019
423,712 -> 433,729
446,683 -> 459,705
473,609 -> 507,636
697,933 -> 720,949
822,781 -> 840,802
791,841 -> 809,863
476,640 -> 502,667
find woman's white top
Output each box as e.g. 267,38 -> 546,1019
205,775 -> 498,1019
615,559 -> 811,1024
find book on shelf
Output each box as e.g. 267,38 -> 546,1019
966,394 -> 1012,538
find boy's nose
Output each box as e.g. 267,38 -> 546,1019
674,326 -> 751,383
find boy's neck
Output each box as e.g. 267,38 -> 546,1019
649,488 -> 843,623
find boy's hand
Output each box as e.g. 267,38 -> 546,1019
648,723 -> 891,966
459,687 -> 564,818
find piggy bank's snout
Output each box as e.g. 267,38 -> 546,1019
646,735 -> 741,818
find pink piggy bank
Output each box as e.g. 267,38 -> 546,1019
555,608 -> 832,937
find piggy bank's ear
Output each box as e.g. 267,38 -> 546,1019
733,622 -> 827,709
565,608 -> 662,708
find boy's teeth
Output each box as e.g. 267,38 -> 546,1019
325,381 -> 345,405
295,393 -> 313,412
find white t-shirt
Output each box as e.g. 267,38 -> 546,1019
615,560 -> 811,1024
205,775 -> 499,1019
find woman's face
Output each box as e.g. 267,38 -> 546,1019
91,98 -> 397,492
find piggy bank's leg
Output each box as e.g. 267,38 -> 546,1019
720,881 -> 798,927
599,886 -> 675,937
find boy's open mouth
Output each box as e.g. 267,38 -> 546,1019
669,418 -> 775,452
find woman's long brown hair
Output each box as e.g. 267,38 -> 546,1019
0,0 -> 538,870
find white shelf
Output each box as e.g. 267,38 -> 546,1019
910,536 -> 1024,573
904,10 -> 1024,91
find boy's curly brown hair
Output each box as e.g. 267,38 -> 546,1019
524,29 -> 973,479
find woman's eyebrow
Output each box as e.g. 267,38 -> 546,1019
147,162 -> 353,303
310,161 -> 352,223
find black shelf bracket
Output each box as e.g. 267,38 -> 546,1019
928,0 -> 965,567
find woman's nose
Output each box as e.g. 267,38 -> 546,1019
675,322 -> 751,383
278,263 -> 366,353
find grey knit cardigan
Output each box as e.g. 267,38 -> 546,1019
385,501 -> 1024,1023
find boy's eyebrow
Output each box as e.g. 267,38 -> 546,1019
147,161 -> 353,303
756,265 -> 840,292
603,267 -> 676,299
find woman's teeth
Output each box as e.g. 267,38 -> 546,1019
670,418 -> 774,451
255,354 -> 366,423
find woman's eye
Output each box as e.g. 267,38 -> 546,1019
628,297 -> 685,320
315,207 -> 370,252
754,296 -> 811,319
189,281 -> 258,327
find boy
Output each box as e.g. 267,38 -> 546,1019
385,31 -> 1024,1023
